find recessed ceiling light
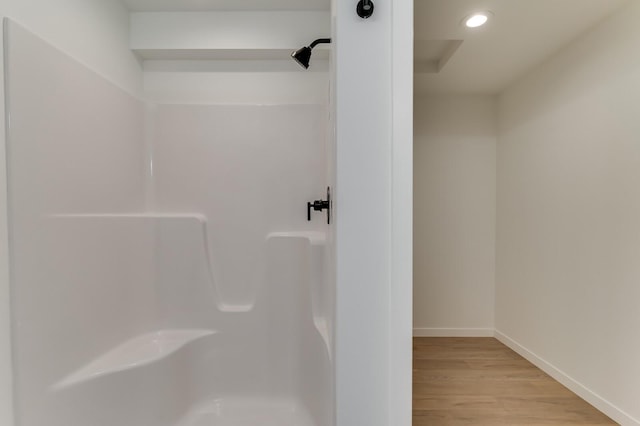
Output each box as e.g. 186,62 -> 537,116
464,12 -> 492,28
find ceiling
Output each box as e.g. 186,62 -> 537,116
415,0 -> 628,94
123,0 -> 628,94
122,0 -> 329,11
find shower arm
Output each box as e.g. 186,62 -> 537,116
309,38 -> 331,49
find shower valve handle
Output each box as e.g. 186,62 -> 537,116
307,200 -> 329,218
307,187 -> 332,224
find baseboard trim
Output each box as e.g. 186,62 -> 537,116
495,330 -> 640,426
413,327 -> 494,337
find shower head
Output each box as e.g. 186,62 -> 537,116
291,46 -> 313,69
291,38 -> 331,69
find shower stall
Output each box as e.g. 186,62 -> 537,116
5,16 -> 333,426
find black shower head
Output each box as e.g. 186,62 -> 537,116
291,46 -> 313,69
291,38 -> 331,70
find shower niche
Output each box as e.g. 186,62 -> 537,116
6,19 -> 333,426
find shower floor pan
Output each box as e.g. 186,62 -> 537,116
177,397 -> 315,426
42,329 -> 318,426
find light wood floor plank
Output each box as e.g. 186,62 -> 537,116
413,337 -> 617,425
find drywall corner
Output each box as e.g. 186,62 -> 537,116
0,17 -> 12,426
495,330 -> 640,426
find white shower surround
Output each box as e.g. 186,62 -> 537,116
5,20 -> 332,426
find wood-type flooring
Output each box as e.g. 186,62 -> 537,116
413,337 -> 617,425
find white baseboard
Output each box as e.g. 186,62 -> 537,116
413,327 -> 494,337
495,330 -> 640,426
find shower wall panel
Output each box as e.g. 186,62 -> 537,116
5,17 -> 333,426
151,104 -> 328,309
150,104 -> 333,425
5,20 -> 146,215
4,20 -> 147,424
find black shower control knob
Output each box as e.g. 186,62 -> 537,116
357,0 -> 374,19
307,187 -> 332,225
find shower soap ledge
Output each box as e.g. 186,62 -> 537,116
53,329 -> 216,390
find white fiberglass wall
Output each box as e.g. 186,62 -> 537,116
151,104 -> 327,308
150,102 -> 333,423
5,19 -> 147,424
0,2 -> 142,421
6,16 -> 333,426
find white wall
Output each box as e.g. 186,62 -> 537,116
0,0 -> 142,95
0,2 -> 142,425
143,70 -> 329,105
151,104 -> 327,307
0,47 -> 10,426
130,11 -> 330,53
132,9 -> 331,105
137,12 -> 334,424
4,20 -> 146,426
413,95 -> 496,336
496,1 -> 640,424
333,0 -> 413,424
